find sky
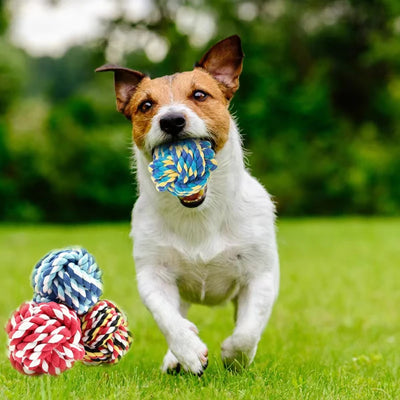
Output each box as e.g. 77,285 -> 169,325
6,0 -> 350,62
8,0 -> 154,58
7,0 -> 216,62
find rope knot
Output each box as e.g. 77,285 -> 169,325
80,300 -> 133,365
32,248 -> 103,315
148,139 -> 218,197
5,302 -> 85,375
6,247 -> 133,375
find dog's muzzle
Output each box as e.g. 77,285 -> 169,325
179,187 -> 207,208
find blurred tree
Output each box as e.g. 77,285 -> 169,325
0,0 -> 30,220
1,0 -> 400,221
0,0 -> 8,35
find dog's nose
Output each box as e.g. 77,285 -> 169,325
159,113 -> 186,136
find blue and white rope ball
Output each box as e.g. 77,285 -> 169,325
32,248 -> 103,315
148,139 -> 218,197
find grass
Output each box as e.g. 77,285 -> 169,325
0,218 -> 399,399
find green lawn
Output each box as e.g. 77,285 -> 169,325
0,219 -> 399,399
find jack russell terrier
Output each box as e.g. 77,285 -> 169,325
97,35 -> 279,375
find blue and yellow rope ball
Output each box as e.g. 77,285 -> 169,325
148,139 -> 218,197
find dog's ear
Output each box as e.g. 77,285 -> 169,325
95,64 -> 146,119
196,35 -> 244,100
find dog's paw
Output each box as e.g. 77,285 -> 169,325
162,349 -> 181,374
167,319 -> 208,376
221,333 -> 257,371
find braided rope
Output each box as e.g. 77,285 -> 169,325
6,248 -> 134,375
148,139 -> 217,197
32,248 -> 103,315
80,300 -> 132,365
5,302 -> 85,375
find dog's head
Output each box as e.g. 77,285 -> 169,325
97,35 -> 243,152
97,35 -> 243,207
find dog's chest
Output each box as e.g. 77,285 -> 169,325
162,240 -> 247,305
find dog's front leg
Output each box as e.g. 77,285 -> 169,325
161,301 -> 192,374
221,270 -> 277,370
137,266 -> 208,375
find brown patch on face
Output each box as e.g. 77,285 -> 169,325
127,77 -> 171,148
127,69 -> 232,151
171,70 -> 231,151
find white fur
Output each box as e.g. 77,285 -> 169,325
130,104 -> 280,374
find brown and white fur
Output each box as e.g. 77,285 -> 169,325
97,35 -> 279,375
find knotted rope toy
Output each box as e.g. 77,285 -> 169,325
5,302 -> 85,375
32,247 -> 103,315
80,300 -> 132,365
6,247 -> 133,375
148,139 -> 218,197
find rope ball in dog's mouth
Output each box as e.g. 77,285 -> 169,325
148,139 -> 218,199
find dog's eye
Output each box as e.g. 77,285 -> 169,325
138,100 -> 153,113
192,90 -> 208,102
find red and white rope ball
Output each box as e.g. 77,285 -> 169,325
5,301 -> 85,375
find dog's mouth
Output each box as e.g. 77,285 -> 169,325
179,187 -> 207,208
151,136 -> 216,156
150,135 -> 214,208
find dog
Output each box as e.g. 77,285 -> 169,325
97,35 -> 279,375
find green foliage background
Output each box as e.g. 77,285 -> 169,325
1,0 -> 400,222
